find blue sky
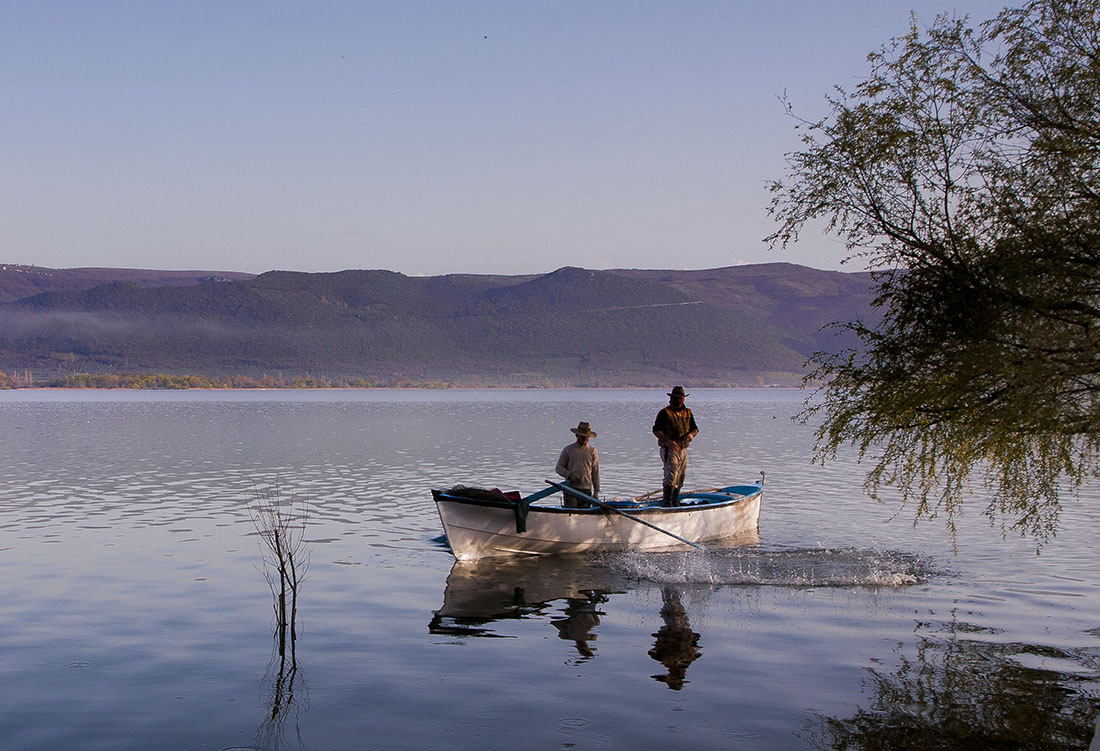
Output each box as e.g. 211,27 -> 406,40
3,1 -> 1011,276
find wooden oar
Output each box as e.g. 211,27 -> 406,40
545,480 -> 704,551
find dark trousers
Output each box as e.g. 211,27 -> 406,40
564,488 -> 593,509
662,485 -> 681,507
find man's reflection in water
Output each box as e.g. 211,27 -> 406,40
648,585 -> 701,690
552,591 -> 607,660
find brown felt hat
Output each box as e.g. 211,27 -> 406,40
667,385 -> 688,397
570,421 -> 597,437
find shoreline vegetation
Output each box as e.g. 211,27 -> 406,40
0,371 -> 802,390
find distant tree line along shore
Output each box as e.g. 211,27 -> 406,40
0,371 -> 802,390
0,371 -> 369,390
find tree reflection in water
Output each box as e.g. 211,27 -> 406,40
255,626 -> 308,751
648,585 -> 702,690
804,616 -> 1100,750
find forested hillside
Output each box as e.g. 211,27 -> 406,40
0,263 -> 874,387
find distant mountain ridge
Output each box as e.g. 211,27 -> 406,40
0,263 -> 875,387
0,264 -> 255,304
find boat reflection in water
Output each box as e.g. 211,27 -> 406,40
428,554 -> 633,643
428,541 -> 751,685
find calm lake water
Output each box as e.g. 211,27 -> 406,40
0,388 -> 1097,750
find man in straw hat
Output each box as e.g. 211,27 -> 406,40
652,386 -> 699,507
555,421 -> 600,509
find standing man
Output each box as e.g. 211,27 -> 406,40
556,421 -> 600,508
652,386 -> 698,507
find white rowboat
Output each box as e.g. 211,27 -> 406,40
432,478 -> 763,560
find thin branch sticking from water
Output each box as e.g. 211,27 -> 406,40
249,485 -> 311,659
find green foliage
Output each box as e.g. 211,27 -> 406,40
43,372 -> 382,389
51,373 -> 232,389
768,0 -> 1100,542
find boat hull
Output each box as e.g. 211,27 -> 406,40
433,484 -> 762,560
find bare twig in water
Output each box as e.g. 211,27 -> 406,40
249,485 -> 311,657
250,484 -> 311,749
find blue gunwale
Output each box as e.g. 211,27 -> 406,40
433,482 -> 761,514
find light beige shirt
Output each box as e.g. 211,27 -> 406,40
555,442 -> 600,496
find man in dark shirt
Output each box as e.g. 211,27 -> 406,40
652,386 -> 698,507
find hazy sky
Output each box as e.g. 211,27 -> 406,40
3,1 -> 1011,276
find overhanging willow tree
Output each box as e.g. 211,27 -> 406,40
767,0 -> 1099,543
